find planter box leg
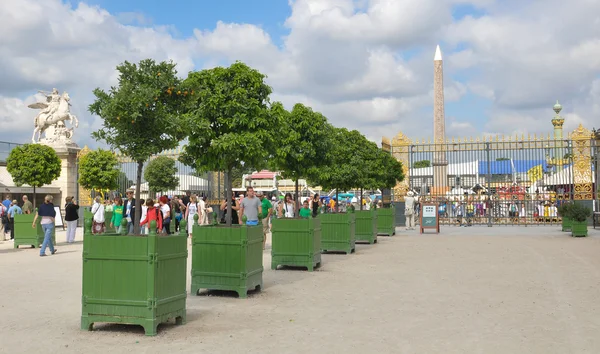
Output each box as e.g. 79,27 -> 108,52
307,265 -> 314,272
176,314 -> 186,325
143,320 -> 158,336
81,317 -> 93,331
191,285 -> 200,296
237,288 -> 248,299
271,263 -> 277,270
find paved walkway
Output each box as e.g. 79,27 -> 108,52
1,226 -> 600,353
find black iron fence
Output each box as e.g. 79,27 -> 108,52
404,138 -> 596,226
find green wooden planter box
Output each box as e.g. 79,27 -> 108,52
561,216 -> 572,232
81,219 -> 187,336
571,221 -> 588,237
319,213 -> 355,254
190,224 -> 263,298
376,207 -> 396,236
271,218 -> 322,271
355,210 -> 377,244
13,213 -> 56,249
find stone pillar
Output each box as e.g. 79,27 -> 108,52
432,45 -> 448,194
44,142 -> 81,205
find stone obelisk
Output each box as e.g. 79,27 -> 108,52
432,45 -> 448,194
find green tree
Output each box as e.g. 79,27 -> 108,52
272,103 -> 333,212
6,144 -> 61,208
144,156 -> 179,196
180,62 -> 280,225
376,149 -> 405,196
413,160 -> 431,168
78,149 -> 120,199
353,134 -> 383,209
116,171 -> 134,195
89,59 -> 188,233
314,128 -> 361,211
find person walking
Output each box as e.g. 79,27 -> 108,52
0,202 -> 7,238
404,191 -> 416,230
91,196 -> 106,234
170,196 -> 181,232
239,187 -> 262,226
21,195 -> 33,214
158,196 -> 171,234
278,193 -> 295,218
257,191 -> 272,249
185,195 -> 202,237
8,200 -> 22,240
123,190 -> 136,234
110,197 -> 124,233
310,194 -> 321,218
64,197 -> 79,243
220,192 -> 240,224
33,195 -> 57,257
299,200 -> 311,218
140,199 -> 163,233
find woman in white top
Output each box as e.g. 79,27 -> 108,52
139,200 -> 149,235
278,193 -> 295,218
198,196 -> 207,225
185,195 -> 202,236
91,196 -> 106,234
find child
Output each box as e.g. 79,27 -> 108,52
299,200 -> 311,219
140,199 -> 163,234
110,197 -> 124,233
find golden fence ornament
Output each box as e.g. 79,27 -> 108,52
387,132 -> 412,201
570,124 -> 594,200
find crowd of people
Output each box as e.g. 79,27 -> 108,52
90,190 -> 212,237
1,195 -> 33,241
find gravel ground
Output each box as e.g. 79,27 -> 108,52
1,226 -> 600,354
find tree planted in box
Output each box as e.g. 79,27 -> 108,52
89,59 -> 189,234
180,62 -> 280,225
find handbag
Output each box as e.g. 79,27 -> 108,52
91,204 -> 105,234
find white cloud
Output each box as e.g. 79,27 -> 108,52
0,0 -> 599,151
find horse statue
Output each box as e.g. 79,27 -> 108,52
29,89 -> 79,143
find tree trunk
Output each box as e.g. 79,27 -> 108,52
360,188 -> 363,211
335,189 -> 339,213
133,161 -> 143,234
295,179 -> 299,215
226,169 -> 232,226
33,186 -> 36,210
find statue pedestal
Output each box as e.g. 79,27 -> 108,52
42,141 -> 81,204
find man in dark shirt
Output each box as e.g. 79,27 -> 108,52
123,190 -> 136,234
181,191 -> 191,209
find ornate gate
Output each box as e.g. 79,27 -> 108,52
384,124 -> 596,226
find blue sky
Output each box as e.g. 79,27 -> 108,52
81,0 -> 491,131
84,0 -> 292,45
2,0 -> 597,146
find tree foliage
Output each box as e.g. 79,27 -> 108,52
377,149 -> 405,189
180,61 -> 279,225
6,144 -> 61,208
144,156 -> 179,195
315,128 -> 361,193
413,160 -> 431,168
78,149 -> 120,193
89,59 -> 188,232
272,103 -> 332,209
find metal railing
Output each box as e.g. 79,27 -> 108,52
405,138 -> 593,226
0,141 -> 23,163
